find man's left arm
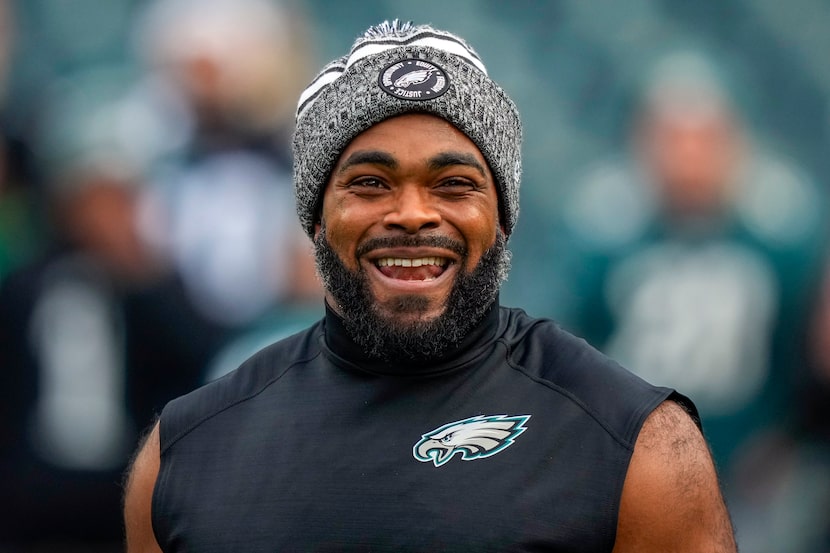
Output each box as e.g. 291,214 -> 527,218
613,400 -> 738,552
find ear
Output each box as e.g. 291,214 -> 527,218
313,220 -> 323,240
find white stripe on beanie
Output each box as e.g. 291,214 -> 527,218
296,58 -> 346,120
296,20 -> 487,120
346,32 -> 487,73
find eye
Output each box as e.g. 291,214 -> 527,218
436,177 -> 478,193
440,433 -> 454,444
348,177 -> 388,190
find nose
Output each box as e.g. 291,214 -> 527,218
382,186 -> 441,233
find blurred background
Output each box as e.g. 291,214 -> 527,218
1,0 -> 830,551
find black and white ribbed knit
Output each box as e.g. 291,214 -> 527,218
292,20 -> 522,238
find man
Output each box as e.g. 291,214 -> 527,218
124,21 -> 737,552
557,51 -> 827,550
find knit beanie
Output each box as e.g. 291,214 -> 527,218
292,20 -> 522,238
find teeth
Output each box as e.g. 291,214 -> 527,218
376,257 -> 447,267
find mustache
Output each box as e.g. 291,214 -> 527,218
355,235 -> 467,258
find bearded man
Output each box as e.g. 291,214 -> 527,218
124,21 -> 737,552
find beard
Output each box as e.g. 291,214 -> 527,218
313,228 -> 511,363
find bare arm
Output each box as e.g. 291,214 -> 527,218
124,421 -> 163,553
613,400 -> 737,553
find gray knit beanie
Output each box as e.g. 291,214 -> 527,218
292,20 -> 522,238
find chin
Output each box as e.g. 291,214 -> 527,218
375,293 -> 445,323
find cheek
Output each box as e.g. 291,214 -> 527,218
458,214 -> 499,271
321,205 -> 365,269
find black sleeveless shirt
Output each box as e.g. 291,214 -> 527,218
153,303 -> 684,552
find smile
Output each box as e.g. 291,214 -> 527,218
374,257 -> 451,281
376,257 -> 449,268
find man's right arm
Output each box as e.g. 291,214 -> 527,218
123,421 -> 163,553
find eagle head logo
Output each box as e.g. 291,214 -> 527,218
393,67 -> 437,88
413,414 -> 531,467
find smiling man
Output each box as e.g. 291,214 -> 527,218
124,21 -> 737,552
314,113 -> 509,361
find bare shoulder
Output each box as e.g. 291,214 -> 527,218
613,400 -> 737,553
123,421 -> 163,553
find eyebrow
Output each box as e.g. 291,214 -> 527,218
335,150 -> 398,174
427,152 -> 487,178
335,149 -> 487,178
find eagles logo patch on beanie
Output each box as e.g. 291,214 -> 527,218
378,59 -> 450,101
292,20 -> 522,239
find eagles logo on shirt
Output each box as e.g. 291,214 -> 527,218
413,414 -> 531,467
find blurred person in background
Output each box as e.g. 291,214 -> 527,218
0,0 -> 321,549
129,0 -> 322,333
0,112 -> 161,549
557,50 -> 828,552
0,2 -> 137,547
0,59 -> 225,545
